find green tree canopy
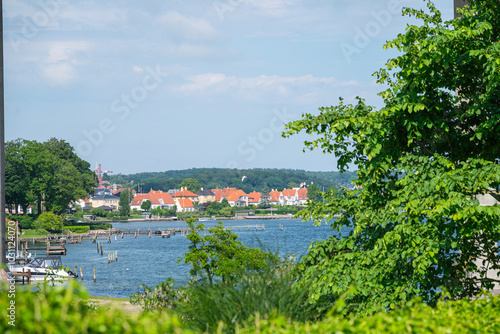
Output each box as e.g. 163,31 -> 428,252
284,0 -> 500,315
119,189 -> 133,217
34,212 -> 63,233
141,200 -> 152,211
178,178 -> 201,192
5,138 -> 96,215
181,219 -> 277,285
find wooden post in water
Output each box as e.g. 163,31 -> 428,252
80,267 -> 83,281
93,267 -> 96,282
100,243 -> 103,256
97,241 -> 99,253
115,251 -> 118,261
74,265 -> 77,275
108,252 -> 110,263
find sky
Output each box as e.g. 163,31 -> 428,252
4,0 -> 454,174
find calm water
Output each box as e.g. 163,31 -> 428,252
54,218 -> 342,298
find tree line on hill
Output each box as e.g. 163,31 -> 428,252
104,168 -> 357,194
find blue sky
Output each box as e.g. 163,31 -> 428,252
4,0 -> 454,174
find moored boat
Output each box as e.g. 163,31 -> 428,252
8,256 -> 78,282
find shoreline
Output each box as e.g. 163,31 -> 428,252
18,215 -> 306,242
98,214 -> 297,223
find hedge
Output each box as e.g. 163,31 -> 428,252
1,281 -> 499,333
238,295 -> 500,333
63,226 -> 90,234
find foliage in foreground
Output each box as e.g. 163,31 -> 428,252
176,264 -> 312,333
2,281 -> 500,333
180,219 -> 278,285
284,0 -> 500,315
130,278 -> 182,311
0,282 -> 193,334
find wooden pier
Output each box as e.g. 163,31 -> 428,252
11,270 -> 31,283
22,242 -> 66,255
16,225 -> 266,252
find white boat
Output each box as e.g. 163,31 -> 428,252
8,256 -> 78,282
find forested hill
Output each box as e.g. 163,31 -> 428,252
103,168 -> 357,194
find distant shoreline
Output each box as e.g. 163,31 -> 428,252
101,214 -> 298,223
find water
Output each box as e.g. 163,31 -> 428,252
56,218 -> 342,298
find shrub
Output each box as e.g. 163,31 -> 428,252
130,278 -> 182,311
177,265 -> 311,333
0,281 -> 193,333
9,215 -> 35,230
33,212 -> 63,233
89,223 -> 113,230
237,293 -> 500,333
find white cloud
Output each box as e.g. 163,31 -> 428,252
57,7 -> 128,30
132,65 -> 144,73
39,41 -> 91,87
176,73 -> 358,104
157,11 -> 218,42
40,63 -> 79,87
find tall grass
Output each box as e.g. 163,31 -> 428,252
177,263 -> 312,333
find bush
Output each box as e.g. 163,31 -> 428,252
33,212 -> 63,233
91,208 -> 107,217
0,281 -> 193,333
177,265 -> 311,333
1,277 -> 500,333
9,215 -> 35,230
63,226 -> 90,234
236,293 -> 500,333
130,278 -> 182,311
89,223 -> 113,230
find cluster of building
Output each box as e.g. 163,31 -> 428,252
77,185 -> 309,213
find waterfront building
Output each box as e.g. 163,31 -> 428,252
130,189 -> 176,211
196,188 -> 216,204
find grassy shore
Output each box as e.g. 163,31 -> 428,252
87,295 -> 143,314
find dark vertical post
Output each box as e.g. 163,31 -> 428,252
0,0 -> 6,267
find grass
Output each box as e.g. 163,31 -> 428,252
20,229 -> 51,238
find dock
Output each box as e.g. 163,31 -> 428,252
11,270 -> 31,283
21,242 -> 66,255
17,225 -> 266,244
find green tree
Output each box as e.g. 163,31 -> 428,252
284,0 -> 500,314
34,212 -> 63,233
119,189 -> 132,217
219,206 -> 232,217
206,201 -> 222,216
5,138 -> 96,215
43,138 -> 96,214
5,140 -> 30,214
168,205 -> 177,217
179,178 -> 201,192
141,200 -> 152,211
181,219 -> 277,285
306,184 -> 321,203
